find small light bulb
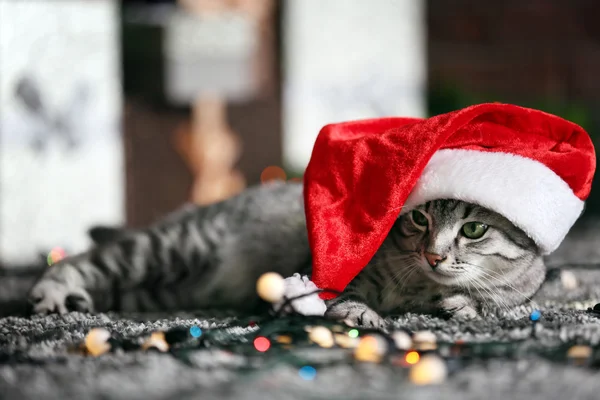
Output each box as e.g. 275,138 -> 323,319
256,272 -> 286,303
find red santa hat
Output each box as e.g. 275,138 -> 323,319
303,103 -> 596,299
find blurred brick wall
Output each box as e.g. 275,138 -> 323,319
427,0 -> 600,212
428,0 -> 600,102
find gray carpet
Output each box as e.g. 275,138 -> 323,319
1,220 -> 600,400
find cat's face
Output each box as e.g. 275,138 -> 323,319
395,200 -> 540,287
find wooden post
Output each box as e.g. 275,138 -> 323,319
189,96 -> 245,204
175,0 -> 251,205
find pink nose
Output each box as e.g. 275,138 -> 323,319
425,252 -> 445,268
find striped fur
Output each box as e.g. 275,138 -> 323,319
28,185 -> 544,328
325,200 -> 544,328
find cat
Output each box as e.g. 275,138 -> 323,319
27,181 -> 545,328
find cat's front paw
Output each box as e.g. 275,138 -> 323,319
440,294 -> 478,320
325,301 -> 388,330
28,279 -> 94,315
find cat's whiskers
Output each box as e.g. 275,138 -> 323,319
477,268 -> 539,308
457,268 -> 511,313
381,261 -> 420,302
375,247 -> 422,293
460,261 -> 538,307
464,274 -> 493,310
469,269 -> 527,313
470,276 -> 512,313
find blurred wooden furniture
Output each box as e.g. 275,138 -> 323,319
121,0 -> 281,227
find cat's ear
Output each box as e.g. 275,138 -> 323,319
88,226 -> 126,245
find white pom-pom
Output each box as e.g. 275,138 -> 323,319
272,273 -> 327,316
256,272 -> 286,303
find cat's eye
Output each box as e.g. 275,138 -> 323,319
411,210 -> 428,227
462,222 -> 488,239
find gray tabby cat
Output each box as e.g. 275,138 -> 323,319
27,181 -> 544,327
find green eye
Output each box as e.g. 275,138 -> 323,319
462,222 -> 488,239
411,210 -> 428,227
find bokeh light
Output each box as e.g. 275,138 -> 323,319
47,247 -> 66,266
529,310 -> 542,322
260,166 -> 287,183
405,351 -> 420,365
190,326 -> 202,338
348,329 -> 359,338
298,366 -> 317,381
253,336 -> 271,352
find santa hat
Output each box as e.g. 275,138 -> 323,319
303,103 -> 596,299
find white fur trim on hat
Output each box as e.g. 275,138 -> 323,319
403,149 -> 584,254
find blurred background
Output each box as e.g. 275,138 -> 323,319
0,0 -> 598,268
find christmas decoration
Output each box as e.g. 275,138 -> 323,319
256,272 -> 286,303
141,332 -> 169,353
409,354 -> 448,385
530,310 -> 542,322
298,366 -> 317,381
46,247 -> 66,266
84,328 -> 111,357
567,345 -> 593,367
272,274 -> 327,316
333,333 -> 359,349
67,270 -> 600,389
307,326 -> 334,348
190,326 -> 202,338
404,351 -> 420,365
303,103 -> 596,298
392,331 -> 413,351
354,335 -> 388,363
412,331 -> 437,351
561,270 -> 579,291
253,336 -> 271,352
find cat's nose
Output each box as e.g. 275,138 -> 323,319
424,252 -> 446,268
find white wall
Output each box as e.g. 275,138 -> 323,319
282,0 -> 426,172
0,0 -> 124,264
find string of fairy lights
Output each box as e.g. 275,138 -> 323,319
41,247 -> 600,382
73,270 -> 600,386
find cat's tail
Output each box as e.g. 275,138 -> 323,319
88,226 -> 128,246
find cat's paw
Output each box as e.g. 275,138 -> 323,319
28,279 -> 94,315
440,294 -> 478,320
325,302 -> 388,330
450,305 -> 478,320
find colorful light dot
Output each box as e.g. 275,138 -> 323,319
256,272 -> 286,303
529,310 -> 542,322
308,326 -> 334,348
253,336 -> 271,352
354,335 -> 387,363
298,366 -> 317,381
348,329 -> 359,338
276,335 -> 292,344
405,351 -> 420,365
190,326 -> 202,338
84,328 -> 111,357
47,247 -> 66,266
409,354 -> 447,385
260,166 -> 287,184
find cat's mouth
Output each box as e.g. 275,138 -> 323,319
424,268 -> 463,285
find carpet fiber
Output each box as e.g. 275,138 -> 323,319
1,220 -> 600,400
